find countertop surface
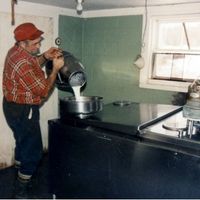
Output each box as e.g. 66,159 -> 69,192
60,102 -> 182,135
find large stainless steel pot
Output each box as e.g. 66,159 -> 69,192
59,96 -> 103,118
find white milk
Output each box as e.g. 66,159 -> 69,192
72,86 -> 82,99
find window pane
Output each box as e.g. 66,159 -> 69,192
158,22 -> 188,50
183,55 -> 200,79
153,54 -> 173,78
171,54 -> 184,79
153,53 -> 200,81
185,22 -> 200,50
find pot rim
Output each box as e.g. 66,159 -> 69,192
60,96 -> 103,102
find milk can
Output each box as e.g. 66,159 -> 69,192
46,51 -> 87,89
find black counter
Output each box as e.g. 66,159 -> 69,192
49,102 -> 200,198
60,102 -> 182,135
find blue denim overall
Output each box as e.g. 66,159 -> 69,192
3,97 -> 43,178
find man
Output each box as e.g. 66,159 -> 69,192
2,22 -> 64,198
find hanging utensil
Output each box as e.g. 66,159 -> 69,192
11,0 -> 17,26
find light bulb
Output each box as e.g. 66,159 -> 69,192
76,3 -> 83,11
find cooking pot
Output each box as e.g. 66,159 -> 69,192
59,96 -> 103,118
46,51 -> 87,90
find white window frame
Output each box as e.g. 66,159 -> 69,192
139,3 -> 200,93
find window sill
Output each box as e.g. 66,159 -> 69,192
139,79 -> 190,92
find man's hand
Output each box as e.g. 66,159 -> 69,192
52,56 -> 64,73
43,47 -> 63,60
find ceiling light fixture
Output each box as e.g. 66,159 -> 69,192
76,0 -> 84,15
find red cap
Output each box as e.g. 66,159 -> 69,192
14,23 -> 44,41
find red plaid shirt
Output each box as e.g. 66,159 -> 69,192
3,45 -> 50,105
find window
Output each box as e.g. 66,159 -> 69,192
153,21 -> 200,82
140,8 -> 200,92
153,53 -> 200,81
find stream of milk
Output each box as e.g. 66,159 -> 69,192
72,86 -> 82,99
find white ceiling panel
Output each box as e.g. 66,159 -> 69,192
19,0 -> 200,11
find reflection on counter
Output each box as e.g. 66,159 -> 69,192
142,111 -> 200,140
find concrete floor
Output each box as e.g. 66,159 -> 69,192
0,153 -> 52,199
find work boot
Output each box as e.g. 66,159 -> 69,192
13,176 -> 31,199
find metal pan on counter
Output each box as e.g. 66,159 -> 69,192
59,96 -> 103,118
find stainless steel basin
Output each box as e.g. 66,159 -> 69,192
59,96 -> 103,117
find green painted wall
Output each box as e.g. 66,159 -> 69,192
58,15 -> 176,104
59,16 -> 83,58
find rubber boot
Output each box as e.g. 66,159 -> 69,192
13,176 -> 31,199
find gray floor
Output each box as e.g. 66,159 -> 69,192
0,153 -> 52,199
